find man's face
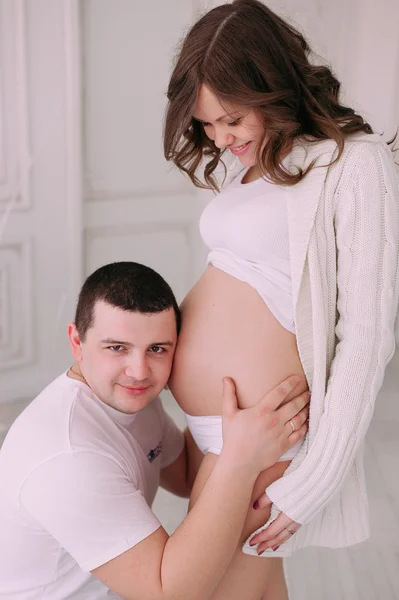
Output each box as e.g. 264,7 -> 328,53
69,301 -> 177,414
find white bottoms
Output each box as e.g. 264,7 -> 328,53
184,413 -> 303,461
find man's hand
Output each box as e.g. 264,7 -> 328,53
221,375 -> 310,476
91,375 -> 309,600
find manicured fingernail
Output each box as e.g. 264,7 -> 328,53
253,500 -> 260,510
257,548 -> 264,555
249,539 -> 256,546
272,545 -> 280,551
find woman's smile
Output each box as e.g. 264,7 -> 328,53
229,141 -> 252,156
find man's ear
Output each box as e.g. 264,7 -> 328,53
67,322 -> 83,361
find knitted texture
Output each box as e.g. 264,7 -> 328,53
243,135 -> 399,556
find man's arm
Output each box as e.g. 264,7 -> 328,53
92,376 -> 309,600
160,428 -> 203,498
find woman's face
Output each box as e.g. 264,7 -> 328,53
193,84 -> 265,168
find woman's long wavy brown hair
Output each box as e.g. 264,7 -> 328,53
163,0 -> 374,190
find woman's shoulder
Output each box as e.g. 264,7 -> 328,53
313,133 -> 391,167
334,134 -> 398,191
292,133 -> 396,189
294,132 -> 387,162
341,133 -> 394,164
329,134 -> 399,216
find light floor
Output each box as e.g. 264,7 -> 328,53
1,353 -> 399,599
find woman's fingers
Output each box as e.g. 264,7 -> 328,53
249,511 -> 302,553
257,520 -> 302,554
256,524 -> 300,554
252,493 -> 272,511
249,512 -> 290,545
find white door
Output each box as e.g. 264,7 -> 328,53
0,0 -> 82,403
82,0 -> 208,305
0,0 -> 208,405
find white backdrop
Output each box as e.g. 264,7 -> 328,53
0,0 -> 83,402
1,0 -> 398,404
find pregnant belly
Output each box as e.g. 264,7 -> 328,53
169,266 -> 308,415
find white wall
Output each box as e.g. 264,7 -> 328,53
0,0 -> 210,404
82,0 -> 207,305
1,0 -> 398,403
0,0 -> 82,403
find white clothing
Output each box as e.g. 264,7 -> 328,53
235,134 -> 399,557
184,412 -> 303,461
0,373 -> 185,599
200,170 -> 295,332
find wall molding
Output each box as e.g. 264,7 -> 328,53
84,220 -> 195,295
63,0 -> 84,300
0,264 -> 9,347
84,219 -> 192,247
0,237 -> 33,370
0,0 -> 31,213
84,182 -> 192,203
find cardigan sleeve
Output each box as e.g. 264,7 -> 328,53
264,142 -> 399,524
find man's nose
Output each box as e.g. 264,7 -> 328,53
124,355 -> 150,381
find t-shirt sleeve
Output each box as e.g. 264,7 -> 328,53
157,400 -> 185,469
19,451 -> 162,572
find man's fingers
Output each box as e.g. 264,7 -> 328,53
285,405 -> 309,438
279,390 -> 310,422
259,375 -> 302,411
221,377 -> 237,418
288,421 -> 308,445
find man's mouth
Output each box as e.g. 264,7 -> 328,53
118,384 -> 151,395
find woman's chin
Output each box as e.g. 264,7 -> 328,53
237,154 -> 257,168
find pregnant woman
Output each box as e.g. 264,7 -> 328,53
164,1 -> 399,598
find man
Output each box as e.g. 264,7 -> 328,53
0,262 -> 309,600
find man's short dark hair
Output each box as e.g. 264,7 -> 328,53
75,262 -> 181,341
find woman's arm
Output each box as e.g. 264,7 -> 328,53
253,141 -> 399,545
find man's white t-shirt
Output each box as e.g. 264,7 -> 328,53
0,373 -> 185,599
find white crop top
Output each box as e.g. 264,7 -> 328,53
200,168 -> 295,333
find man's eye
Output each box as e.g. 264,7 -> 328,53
150,346 -> 165,354
108,345 -> 124,352
227,119 -> 241,126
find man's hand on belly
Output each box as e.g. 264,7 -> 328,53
221,375 -> 310,475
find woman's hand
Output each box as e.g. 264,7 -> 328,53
249,497 -> 301,553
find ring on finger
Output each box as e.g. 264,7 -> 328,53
289,419 -> 296,433
285,527 -> 295,536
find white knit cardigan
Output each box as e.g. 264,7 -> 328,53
240,133 -> 399,556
